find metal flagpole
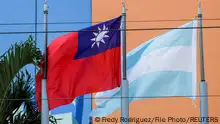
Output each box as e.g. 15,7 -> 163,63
198,0 -> 209,124
121,0 -> 129,124
34,0 -> 37,82
42,0 -> 49,124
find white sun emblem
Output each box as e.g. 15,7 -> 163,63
91,24 -> 109,48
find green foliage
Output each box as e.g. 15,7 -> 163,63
0,35 -> 57,124
0,35 -> 42,100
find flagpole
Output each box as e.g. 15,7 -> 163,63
42,0 -> 49,124
121,0 -> 129,124
198,0 -> 208,124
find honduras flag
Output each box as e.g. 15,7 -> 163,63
50,94 -> 92,124
49,99 -> 78,124
91,20 -> 197,117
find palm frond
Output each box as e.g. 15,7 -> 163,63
0,36 -> 57,124
0,35 -> 42,104
0,69 -> 57,124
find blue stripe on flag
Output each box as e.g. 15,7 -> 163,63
91,71 -> 192,117
51,103 -> 76,115
127,21 -> 194,71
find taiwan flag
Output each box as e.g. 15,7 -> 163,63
36,16 -> 122,111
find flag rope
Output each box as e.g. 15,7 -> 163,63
1,94 -> 220,101
0,26 -> 220,34
0,18 -> 220,26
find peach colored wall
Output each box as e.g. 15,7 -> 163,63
92,0 -> 220,123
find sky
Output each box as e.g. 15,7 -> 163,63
0,0 -> 92,123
